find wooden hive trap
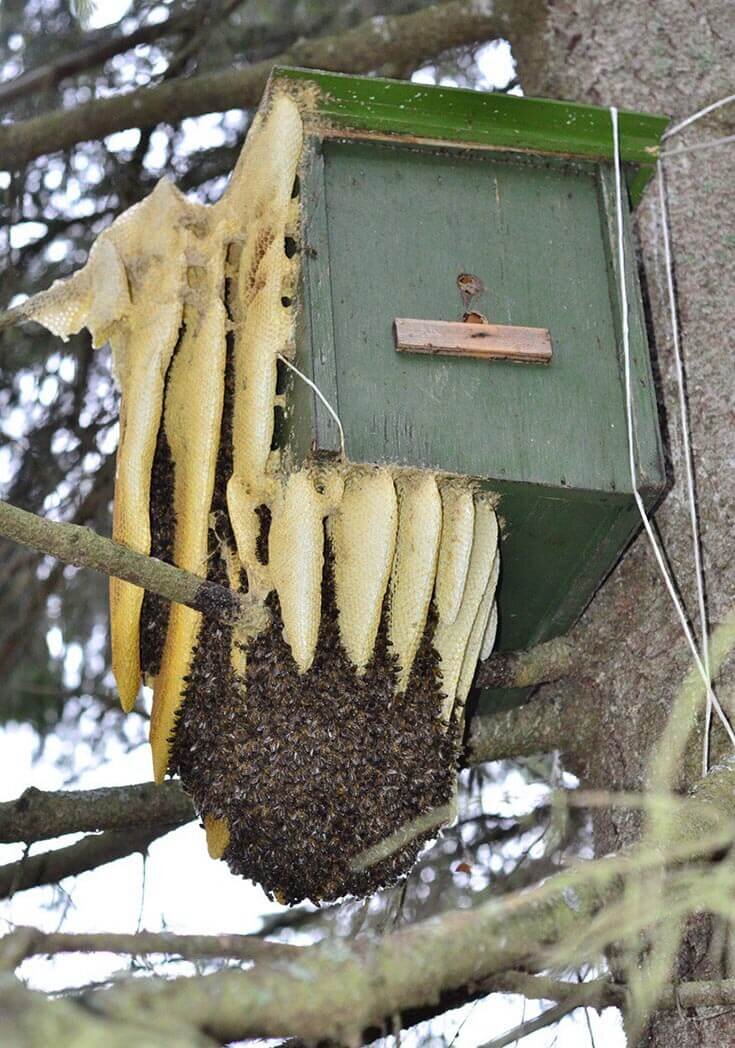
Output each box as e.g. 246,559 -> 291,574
21,69 -> 666,903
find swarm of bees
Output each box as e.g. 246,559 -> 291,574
23,87 -> 500,903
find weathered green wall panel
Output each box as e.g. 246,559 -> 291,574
281,71 -> 667,712
475,480 -> 643,712
318,139 -> 660,496
487,481 -> 644,649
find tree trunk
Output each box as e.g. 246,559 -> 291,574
510,1 -> 735,1043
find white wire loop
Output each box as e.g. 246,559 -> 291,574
661,132 -> 735,159
277,352 -> 346,458
662,93 -> 735,139
656,161 -> 714,771
654,90 -> 735,767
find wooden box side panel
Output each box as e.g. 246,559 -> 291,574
311,139 -> 663,496
289,138 -> 665,678
488,480 -> 643,652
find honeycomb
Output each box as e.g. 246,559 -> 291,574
23,87 -> 501,903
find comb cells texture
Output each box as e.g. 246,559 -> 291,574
24,88 -> 500,903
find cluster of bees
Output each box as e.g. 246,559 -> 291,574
22,90 -> 499,902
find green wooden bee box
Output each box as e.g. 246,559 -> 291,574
276,67 -> 668,711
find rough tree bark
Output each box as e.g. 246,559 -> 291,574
2,0 -> 734,1042
513,2 -> 735,1044
0,781 -> 193,843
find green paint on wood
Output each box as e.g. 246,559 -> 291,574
279,70 -> 667,711
489,480 -> 647,651
474,480 -> 648,714
316,140 -> 662,495
271,67 -> 668,204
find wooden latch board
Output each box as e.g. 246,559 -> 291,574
394,318 -> 553,364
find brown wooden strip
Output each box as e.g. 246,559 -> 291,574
394,318 -> 552,364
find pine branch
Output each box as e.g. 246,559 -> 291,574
4,957 -> 735,1048
0,781 -> 193,845
2,760 -> 735,1038
0,0 -> 527,168
0,5 -> 201,107
0,925 -> 299,968
0,977 -> 213,1048
55,885 -> 606,1041
59,752 -> 735,1043
0,498 -> 266,632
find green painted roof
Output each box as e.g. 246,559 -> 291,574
272,67 -> 668,204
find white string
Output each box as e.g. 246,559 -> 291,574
662,92 -> 735,139
657,90 -> 735,766
609,106 -> 735,754
656,160 -> 714,772
277,352 -> 346,458
661,132 -> 735,159
658,90 -> 733,771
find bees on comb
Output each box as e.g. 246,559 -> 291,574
20,90 -> 500,903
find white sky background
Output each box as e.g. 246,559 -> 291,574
0,9 -> 625,1046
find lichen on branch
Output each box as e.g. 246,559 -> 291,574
0,498 -> 265,632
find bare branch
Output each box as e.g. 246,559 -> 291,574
0,0 -> 331,109
0,822 -> 184,900
485,970 -> 735,1014
475,636 -> 575,689
70,752 -> 735,1044
0,0 -> 527,168
162,0 -> 249,82
478,993 -> 592,1048
0,925 -> 299,967
0,781 -> 193,845
0,304 -> 30,335
467,685 -> 590,765
0,498 -> 267,632
0,456 -> 116,676
484,970 -> 623,1007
